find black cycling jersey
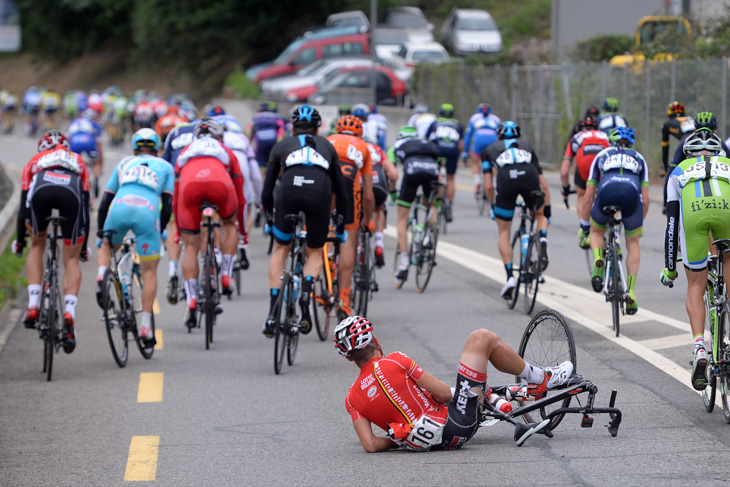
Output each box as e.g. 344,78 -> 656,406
392,138 -> 441,206
661,116 -> 695,169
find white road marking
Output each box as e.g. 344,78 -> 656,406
638,334 -> 691,351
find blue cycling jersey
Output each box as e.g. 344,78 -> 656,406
161,122 -> 195,165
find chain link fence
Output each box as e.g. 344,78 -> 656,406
413,58 -> 730,172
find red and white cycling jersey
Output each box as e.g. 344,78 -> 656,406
564,129 -> 610,182
176,136 -> 234,171
345,352 -> 447,451
22,147 -> 90,192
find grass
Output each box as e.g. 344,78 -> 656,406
0,234 -> 27,310
224,65 -> 260,100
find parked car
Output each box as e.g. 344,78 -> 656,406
326,11 -> 370,32
373,27 -> 418,63
386,41 -> 450,80
307,65 -> 407,106
440,8 -> 503,56
260,56 -> 375,101
251,26 -> 369,82
383,6 -> 433,32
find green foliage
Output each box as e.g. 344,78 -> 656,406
0,234 -> 27,309
571,34 -> 635,62
225,65 -> 260,99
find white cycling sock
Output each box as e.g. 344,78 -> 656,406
184,279 -> 198,305
64,295 -> 78,318
141,312 -> 151,330
694,334 -> 706,351
221,254 -> 234,277
399,252 -> 409,271
473,174 -> 481,185
169,260 -> 177,277
28,284 -> 41,309
97,266 -> 107,280
374,232 -> 384,248
519,362 -> 544,384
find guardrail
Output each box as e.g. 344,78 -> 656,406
0,160 -> 20,253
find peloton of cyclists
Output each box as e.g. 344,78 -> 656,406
462,103 -> 501,196
425,103 -> 464,223
68,108 -> 104,201
596,98 -> 628,135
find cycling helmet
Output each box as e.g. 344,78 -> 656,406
609,126 -> 635,146
206,105 -> 225,117
338,105 -> 352,116
257,101 -> 272,112
291,104 -> 322,128
476,102 -> 491,115
667,101 -> 685,117
82,108 -> 99,122
695,111 -> 718,130
369,104 -> 378,114
413,103 -> 430,114
219,117 -> 243,133
578,116 -> 598,131
352,103 -> 370,120
585,106 -> 600,118
132,128 -> 161,152
334,315 -> 380,357
439,103 -> 455,118
602,97 -> 619,112
683,128 -> 722,156
193,117 -> 224,139
396,125 -> 418,139
335,115 -> 363,136
497,121 -> 521,140
166,104 -> 180,116
38,130 -> 70,152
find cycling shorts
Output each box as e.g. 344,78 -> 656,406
104,190 -> 161,260
372,165 -> 389,208
432,364 -> 485,451
27,169 -> 86,245
590,173 -> 643,236
470,135 -> 497,160
273,166 -> 332,248
494,163 -> 541,221
254,137 -> 277,168
574,165 -> 587,190
176,158 -> 238,234
69,133 -> 99,160
397,171 -> 438,208
679,178 -> 730,270
439,146 -> 460,175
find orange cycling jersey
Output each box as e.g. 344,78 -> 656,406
327,133 -> 372,230
155,114 -> 188,141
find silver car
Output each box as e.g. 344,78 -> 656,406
440,8 -> 503,56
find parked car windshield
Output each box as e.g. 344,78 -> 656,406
457,16 -> 497,31
375,31 -> 410,45
387,13 -> 428,29
298,59 -> 328,76
273,40 -> 302,64
412,50 -> 447,62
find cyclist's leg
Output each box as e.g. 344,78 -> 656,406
339,225 -> 359,314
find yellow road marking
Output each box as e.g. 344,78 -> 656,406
456,183 -> 473,191
152,298 -> 160,314
154,330 -> 163,350
137,373 -> 163,403
124,436 -> 159,481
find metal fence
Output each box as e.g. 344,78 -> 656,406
413,58 -> 730,171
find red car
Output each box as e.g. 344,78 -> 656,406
255,32 -> 370,83
305,65 -> 407,105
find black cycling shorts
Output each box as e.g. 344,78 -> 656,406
27,169 -> 86,245
494,163 -> 541,221
397,171 -> 439,208
433,367 -> 485,451
372,165 -> 389,208
574,166 -> 587,190
274,166 -> 332,248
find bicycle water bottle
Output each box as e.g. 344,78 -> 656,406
520,233 -> 529,258
293,275 -> 300,302
415,222 -> 425,245
119,255 -> 133,300
487,392 -> 513,413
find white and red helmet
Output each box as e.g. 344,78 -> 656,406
334,316 -> 380,357
38,130 -> 70,152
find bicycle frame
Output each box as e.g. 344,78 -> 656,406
602,217 -> 629,299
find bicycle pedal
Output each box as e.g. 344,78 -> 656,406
581,415 -> 594,428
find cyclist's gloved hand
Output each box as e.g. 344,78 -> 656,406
488,206 -> 495,220
336,229 -> 348,243
96,229 -> 105,240
561,185 -> 571,198
335,218 -> 348,242
264,223 -> 272,236
96,238 -> 103,248
389,191 -> 397,206
660,268 -> 678,287
80,247 -> 90,262
459,151 -> 467,161
11,239 -> 25,257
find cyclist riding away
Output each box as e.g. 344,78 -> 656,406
365,133 -> 398,268
367,104 -> 388,150
391,125 -> 442,282
426,103 -> 464,223
173,117 -> 246,328
596,98 -> 628,135
661,128 -> 730,390
567,106 -> 599,142
560,116 -> 610,248
482,121 -> 551,299
582,126 -> 649,315
334,315 -> 573,452
248,101 -> 287,173
95,129 -> 174,346
661,101 -> 695,177
261,105 -> 349,337
328,114 -> 375,316
406,103 -> 437,140
462,103 -> 501,196
13,130 -> 91,354
68,109 -> 104,201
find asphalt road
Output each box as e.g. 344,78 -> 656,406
1,131 -> 730,486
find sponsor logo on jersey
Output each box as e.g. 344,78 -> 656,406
171,132 -> 193,150
121,195 -> 151,207
196,169 -> 211,179
367,386 -> 377,398
42,171 -> 71,185
455,379 -> 471,414
361,374 -> 376,390
293,175 -> 314,187
509,169 -> 526,179
285,147 -> 330,170
583,144 -> 607,154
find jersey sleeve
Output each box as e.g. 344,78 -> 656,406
390,351 -> 424,381
160,161 -> 175,195
563,136 -> 577,159
637,153 -> 650,186
105,161 -> 121,194
345,390 -> 363,421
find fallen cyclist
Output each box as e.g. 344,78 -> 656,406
334,315 -> 573,452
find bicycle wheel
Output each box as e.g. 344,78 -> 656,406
203,253 -> 215,350
43,281 -> 57,381
718,308 -> 730,423
313,272 -> 330,341
102,269 -> 128,368
131,270 -> 155,360
516,309 -> 577,430
703,293 -> 717,412
415,222 -> 437,293
234,258 -> 241,296
523,234 -> 542,315
286,296 -> 299,367
393,244 -> 406,289
507,231 -> 521,309
438,206 -> 448,235
610,242 -> 621,337
273,279 -> 289,375
476,187 -> 487,216
354,238 -> 370,315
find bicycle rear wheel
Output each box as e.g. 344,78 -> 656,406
718,308 -> 730,423
703,294 -> 717,412
610,242 -> 621,337
234,259 -> 241,296
273,279 -> 289,375
102,269 -> 128,368
353,238 -> 370,316
516,309 -> 577,430
507,231 -> 521,309
523,235 -> 541,315
43,280 -> 59,381
415,222 -> 437,293
131,269 -> 155,360
203,253 -> 216,350
287,309 -> 299,367
313,273 -> 330,341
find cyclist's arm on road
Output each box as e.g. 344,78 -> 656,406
560,138 -> 575,187
352,418 -> 398,453
462,120 -> 474,156
416,371 -> 453,403
481,147 -> 495,203
670,141 -> 685,168
15,189 -> 28,242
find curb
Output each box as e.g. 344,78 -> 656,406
0,159 -> 20,253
